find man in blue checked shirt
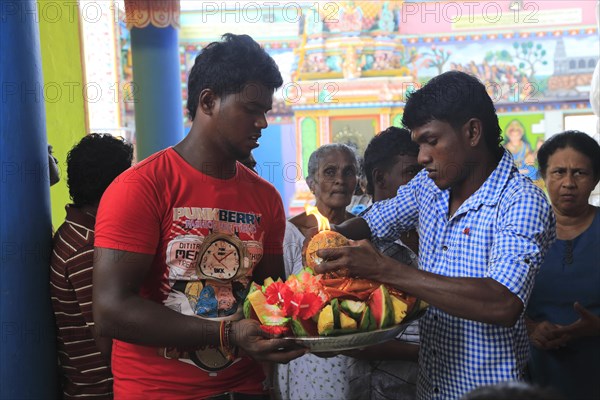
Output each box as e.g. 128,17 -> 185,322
314,71 -> 556,400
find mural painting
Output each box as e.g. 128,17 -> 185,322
498,113 -> 545,183
120,1 -> 598,213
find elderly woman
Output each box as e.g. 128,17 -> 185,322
283,143 -> 359,277
278,143 -> 362,400
525,130 -> 600,399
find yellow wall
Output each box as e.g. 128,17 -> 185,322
38,0 -> 87,226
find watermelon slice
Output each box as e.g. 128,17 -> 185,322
359,306 -> 376,331
330,298 -> 341,329
291,318 -> 318,337
368,285 -> 394,329
246,289 -> 289,326
243,297 -> 258,320
341,299 -> 366,320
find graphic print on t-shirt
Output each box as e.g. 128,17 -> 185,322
161,206 -> 265,371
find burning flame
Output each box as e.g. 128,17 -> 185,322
305,204 -> 330,232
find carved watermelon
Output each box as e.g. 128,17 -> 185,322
246,289 -> 289,326
330,298 -> 341,329
291,318 -> 318,337
368,285 -> 394,329
341,299 -> 366,320
359,306 -> 376,331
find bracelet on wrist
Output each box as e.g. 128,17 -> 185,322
219,320 -> 236,361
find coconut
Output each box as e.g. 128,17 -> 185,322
305,230 -> 349,274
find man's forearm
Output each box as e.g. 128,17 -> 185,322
379,259 -> 523,327
94,295 -> 221,348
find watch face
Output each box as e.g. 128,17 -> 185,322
199,235 -> 242,280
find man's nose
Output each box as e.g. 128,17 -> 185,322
255,114 -> 268,129
418,149 -> 431,166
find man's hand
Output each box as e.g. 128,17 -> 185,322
528,320 -> 569,350
314,239 -> 390,281
554,302 -> 600,341
231,319 -> 307,363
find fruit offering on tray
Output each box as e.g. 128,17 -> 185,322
242,206 -> 418,337
244,272 -> 416,337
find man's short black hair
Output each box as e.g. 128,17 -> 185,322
186,33 -> 283,121
66,133 -> 133,207
402,71 -> 503,161
363,127 -> 420,196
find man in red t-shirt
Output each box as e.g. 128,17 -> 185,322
93,34 -> 306,399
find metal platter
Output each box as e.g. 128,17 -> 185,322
282,307 -> 426,353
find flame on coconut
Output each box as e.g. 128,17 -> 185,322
305,204 -> 330,231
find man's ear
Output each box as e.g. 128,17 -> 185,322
198,89 -> 217,116
373,168 -> 385,190
465,118 -> 483,147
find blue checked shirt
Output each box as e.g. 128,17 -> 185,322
363,150 -> 555,399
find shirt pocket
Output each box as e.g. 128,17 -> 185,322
445,229 -> 489,277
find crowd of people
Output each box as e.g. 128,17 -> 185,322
48,34 -> 599,400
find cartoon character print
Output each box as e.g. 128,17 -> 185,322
195,282 -> 245,318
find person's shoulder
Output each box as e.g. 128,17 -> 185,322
237,166 -> 282,205
237,164 -> 274,189
52,220 -> 94,260
591,206 -> 600,225
132,148 -> 173,175
409,168 -> 437,194
288,213 -> 315,233
111,148 -> 174,189
505,171 -> 548,203
288,212 -> 309,228
498,173 -> 553,221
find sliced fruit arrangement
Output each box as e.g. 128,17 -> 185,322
243,269 -> 417,337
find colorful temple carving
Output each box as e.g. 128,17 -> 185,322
137,1 -> 599,212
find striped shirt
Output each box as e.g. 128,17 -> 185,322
50,205 -> 113,399
363,151 -> 555,399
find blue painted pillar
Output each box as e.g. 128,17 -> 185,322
126,0 -> 184,160
0,0 -> 57,397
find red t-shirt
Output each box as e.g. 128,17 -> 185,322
95,148 -> 285,399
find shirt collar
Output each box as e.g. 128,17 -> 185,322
459,150 -> 516,212
421,150 -> 517,217
64,204 -> 97,228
